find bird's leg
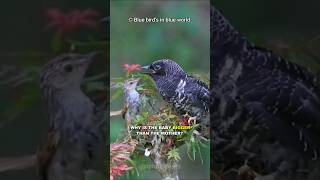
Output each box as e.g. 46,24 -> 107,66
188,117 -> 197,125
188,115 -> 197,125
181,113 -> 197,125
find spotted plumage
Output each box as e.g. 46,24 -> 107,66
211,6 -> 320,179
141,59 -> 209,120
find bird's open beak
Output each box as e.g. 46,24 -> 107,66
140,65 -> 155,74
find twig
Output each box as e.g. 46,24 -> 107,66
0,154 -> 36,173
151,135 -> 180,180
110,110 -> 122,117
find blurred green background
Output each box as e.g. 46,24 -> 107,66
110,0 -> 210,179
110,0 -> 210,77
0,0 -> 108,180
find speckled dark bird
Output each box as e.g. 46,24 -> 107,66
141,59 -> 209,121
38,52 -> 105,180
123,78 -> 140,123
211,6 -> 320,180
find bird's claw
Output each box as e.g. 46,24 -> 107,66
188,116 -> 197,125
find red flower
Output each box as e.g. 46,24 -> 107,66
44,8 -> 100,35
123,64 -> 141,74
110,141 -> 136,179
111,164 -> 132,176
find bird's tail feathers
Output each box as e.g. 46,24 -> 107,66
0,154 -> 36,173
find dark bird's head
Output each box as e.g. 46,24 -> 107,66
40,52 -> 98,90
140,59 -> 186,82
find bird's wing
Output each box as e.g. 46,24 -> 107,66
90,106 -> 108,172
237,58 -> 320,159
198,85 -> 210,111
36,129 -> 60,179
186,76 -> 210,111
243,47 -> 318,89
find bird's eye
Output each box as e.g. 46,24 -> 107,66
63,64 -> 73,73
130,82 -> 133,85
154,65 -> 161,71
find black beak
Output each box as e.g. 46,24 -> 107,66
140,65 -> 155,74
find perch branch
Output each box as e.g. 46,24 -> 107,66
0,154 -> 36,173
151,135 -> 179,180
110,110 -> 122,117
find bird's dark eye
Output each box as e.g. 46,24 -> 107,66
63,64 -> 73,73
130,82 -> 133,85
154,65 -> 161,71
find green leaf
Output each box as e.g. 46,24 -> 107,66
167,148 -> 181,161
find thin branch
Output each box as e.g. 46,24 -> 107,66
110,110 -> 122,117
0,155 -> 36,173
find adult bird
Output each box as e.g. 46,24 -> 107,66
37,52 -> 106,180
211,5 -> 320,180
122,78 -> 140,124
141,59 -> 209,124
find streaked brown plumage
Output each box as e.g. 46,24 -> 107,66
38,52 -> 105,180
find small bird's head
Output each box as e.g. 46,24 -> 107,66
40,52 -> 99,90
140,59 -> 185,81
124,78 -> 140,91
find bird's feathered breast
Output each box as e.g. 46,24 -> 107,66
124,89 -> 140,113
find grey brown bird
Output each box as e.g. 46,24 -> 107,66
211,5 -> 320,180
122,78 -> 140,124
37,52 -> 105,180
141,59 -> 209,122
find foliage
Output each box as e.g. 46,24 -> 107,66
167,148 -> 181,161
110,67 -> 209,179
110,140 -> 137,180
